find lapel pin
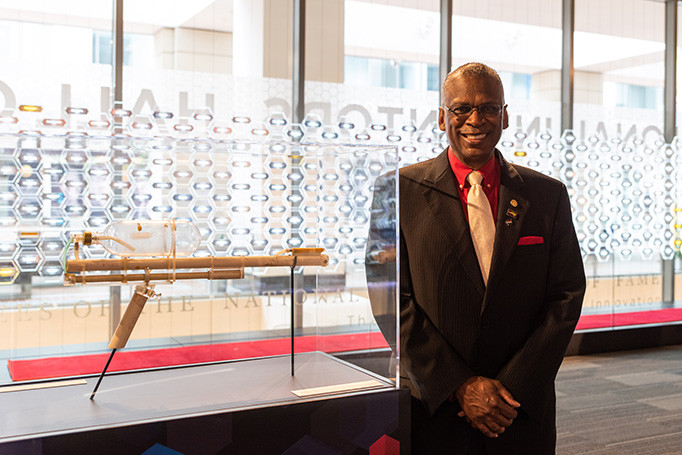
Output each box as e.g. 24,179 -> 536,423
505,219 -> 513,226
506,208 -> 518,218
510,199 -> 518,207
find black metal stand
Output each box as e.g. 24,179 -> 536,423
290,257 -> 298,376
89,283 -> 155,400
89,348 -> 117,400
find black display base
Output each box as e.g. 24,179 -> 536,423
0,351 -> 408,454
1,388 -> 409,455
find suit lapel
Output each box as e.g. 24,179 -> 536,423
483,152 -> 528,311
422,149 -> 486,296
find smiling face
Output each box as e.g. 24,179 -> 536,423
439,74 -> 509,170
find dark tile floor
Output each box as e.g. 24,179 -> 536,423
557,345 -> 682,454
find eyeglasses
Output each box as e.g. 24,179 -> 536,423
441,104 -> 506,118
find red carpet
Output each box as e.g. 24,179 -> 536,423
7,332 -> 389,382
9,309 -> 682,382
575,307 -> 682,331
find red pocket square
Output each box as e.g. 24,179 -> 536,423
518,236 -> 543,246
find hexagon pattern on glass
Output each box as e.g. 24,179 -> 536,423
0,103 -> 677,280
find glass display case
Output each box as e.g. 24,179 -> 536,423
0,120 -> 399,443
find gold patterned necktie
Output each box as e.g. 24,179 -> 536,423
466,171 -> 496,285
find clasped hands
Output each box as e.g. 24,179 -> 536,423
453,376 -> 521,438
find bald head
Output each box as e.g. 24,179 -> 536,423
441,62 -> 505,105
438,62 -> 508,169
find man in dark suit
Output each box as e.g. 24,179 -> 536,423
374,62 -> 586,454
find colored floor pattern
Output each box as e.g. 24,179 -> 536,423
557,344 -> 682,454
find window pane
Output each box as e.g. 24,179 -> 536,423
0,0 -> 113,117
452,0 -> 563,146
574,0 -> 667,329
0,0 -> 113,380
340,0 -> 440,144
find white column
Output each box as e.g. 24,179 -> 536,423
532,70 -> 603,104
154,28 -> 232,74
233,0 -> 265,77
262,0 -> 344,82
305,0 -> 344,83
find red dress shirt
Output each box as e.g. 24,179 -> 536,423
447,147 -> 500,223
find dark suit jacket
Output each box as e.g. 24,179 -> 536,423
396,148 -> 586,454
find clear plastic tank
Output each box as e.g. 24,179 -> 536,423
94,219 -> 201,257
